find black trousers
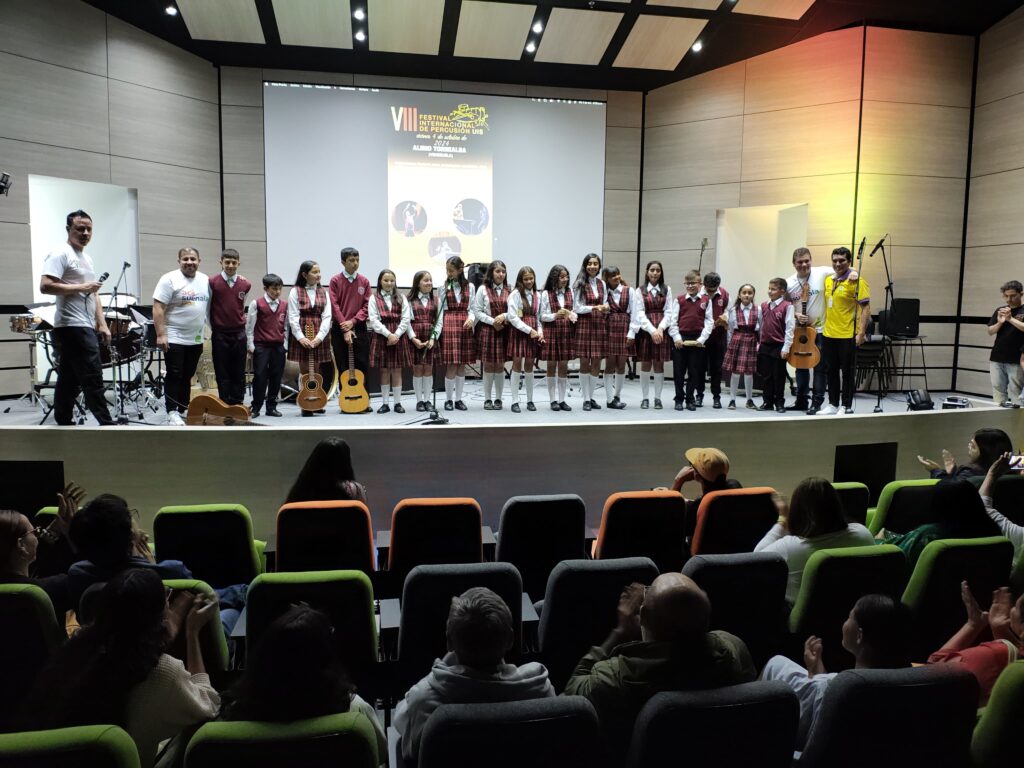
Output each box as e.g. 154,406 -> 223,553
823,336 -> 857,408
794,334 -> 827,406
672,339 -> 706,404
164,343 -> 203,414
251,343 -> 285,410
330,321 -> 369,378
211,328 -> 247,404
51,327 -> 113,425
757,344 -> 787,406
699,333 -> 726,398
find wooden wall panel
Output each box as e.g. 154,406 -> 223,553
221,66 -> 264,107
957,370 -> 995,397
222,107 -> 266,175
0,370 -> 31,396
856,175 -> 966,248
918,323 -> 957,346
138,235 -> 223,298
603,252 -> 639,286
859,102 -> 969,178
603,190 -> 640,252
0,138 -> 111,225
976,4 -> 1024,107
645,62 -> 745,127
739,174 -> 856,246
224,175 -> 268,243
226,241 -> 269,282
971,92 -> 1024,179
640,249 -> 716,293
643,117 -> 743,189
741,101 -> 860,182
112,157 -> 221,240
641,184 -> 741,253
966,168 -> 1024,248
106,17 -> 217,103
958,324 -> 993,349
0,0 -> 107,75
605,127 -> 641,191
864,28 -> 973,107
606,91 -> 643,128
857,246 -> 961,318
0,223 -> 33,305
961,245 -> 1024,316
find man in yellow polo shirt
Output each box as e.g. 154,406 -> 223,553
819,246 -> 871,415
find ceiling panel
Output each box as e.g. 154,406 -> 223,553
272,0 -> 353,49
368,0 -> 445,55
614,15 -> 706,70
648,0 -> 723,9
536,8 -> 623,66
176,0 -> 265,44
733,0 -> 815,20
454,1 -> 536,60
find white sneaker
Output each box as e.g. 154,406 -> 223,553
819,404 -> 838,416
839,406 -> 851,415
166,411 -> 185,426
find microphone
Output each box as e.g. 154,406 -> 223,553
857,237 -> 866,258
700,237 -> 708,249
868,234 -> 888,258
98,271 -> 110,283
123,261 -> 132,269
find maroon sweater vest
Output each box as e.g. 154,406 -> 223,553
254,297 -> 286,345
676,294 -> 710,335
209,274 -> 251,331
759,299 -> 792,344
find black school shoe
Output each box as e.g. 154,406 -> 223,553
589,400 -> 601,410
394,404 -> 406,413
713,397 -> 722,409
455,401 -> 468,411
608,397 -> 626,410
695,394 -> 704,407
686,400 -> 697,412
640,399 -> 650,409
550,402 -> 561,411
265,407 -> 282,417
674,401 -> 685,411
511,402 -> 521,413
483,400 -> 494,410
559,401 -> 572,411
416,401 -> 426,412
377,404 -> 391,414
494,399 -> 503,410
583,401 -> 593,411
444,400 -> 454,411
654,398 -> 663,410
526,402 -> 536,411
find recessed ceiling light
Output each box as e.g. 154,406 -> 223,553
355,29 -> 366,42
165,5 -> 178,15
353,8 -> 365,20
692,40 -> 703,52
532,21 -> 543,34
525,41 -> 536,53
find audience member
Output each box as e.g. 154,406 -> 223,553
668,447 -> 742,539
219,604 -> 386,758
393,587 -> 554,761
755,477 -> 875,603
761,594 -> 911,749
928,581 -> 1024,705
563,573 -> 755,761
917,427 -> 1013,480
979,453 -> 1024,561
19,569 -> 220,768
285,437 -> 367,504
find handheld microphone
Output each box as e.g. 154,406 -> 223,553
868,234 -> 888,258
98,271 -> 110,283
123,261 -> 132,269
857,237 -> 866,258
700,237 -> 708,249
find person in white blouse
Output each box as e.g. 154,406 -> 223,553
572,254 -> 610,411
722,283 -> 760,410
368,269 -> 412,413
539,264 -> 577,411
406,270 -> 444,412
507,266 -> 545,412
601,265 -> 637,409
633,261 -> 673,409
439,256 -> 477,411
472,261 -> 512,409
287,260 -> 333,417
979,453 -> 1024,561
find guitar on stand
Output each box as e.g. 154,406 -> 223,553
789,282 -> 820,369
297,320 -> 329,412
338,343 -> 369,413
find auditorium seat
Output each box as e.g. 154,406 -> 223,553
0,725 -> 140,768
153,504 -> 263,589
682,552 -> 788,667
184,712 -> 378,768
537,557 -> 659,692
386,498 -> 482,585
901,536 -> 1014,660
788,545 -> 908,671
496,494 -> 586,602
593,491 -> 688,572
625,682 -> 799,768
968,474 -> 1024,526
799,667 -> 978,768
245,570 -> 377,694
415,696 -> 607,768
971,661 -> 1024,768
163,579 -> 231,675
689,487 -> 777,556
830,481 -> 870,526
867,479 -> 939,535
276,500 -> 375,574
0,584 -> 65,730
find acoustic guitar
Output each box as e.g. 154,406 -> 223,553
339,343 -> 370,413
186,394 -> 262,426
790,281 -> 821,369
297,320 -> 329,412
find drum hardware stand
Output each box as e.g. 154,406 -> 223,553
107,261 -> 134,425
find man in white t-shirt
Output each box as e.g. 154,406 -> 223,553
785,247 -> 831,415
153,248 -> 210,424
39,209 -> 114,426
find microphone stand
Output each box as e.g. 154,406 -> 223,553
405,282 -> 450,425
109,261 -> 132,425
874,235 -> 892,413
847,239 -> 866,414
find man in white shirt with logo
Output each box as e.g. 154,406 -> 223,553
39,209 -> 115,426
786,247 -> 831,415
153,248 -> 210,425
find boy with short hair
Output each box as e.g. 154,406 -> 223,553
757,277 -> 795,413
698,271 -> 730,409
669,270 -> 713,411
208,248 -> 252,405
328,247 -> 372,412
246,274 -> 287,417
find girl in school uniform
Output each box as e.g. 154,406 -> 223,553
438,256 -> 477,411
540,264 -> 577,411
287,260 -> 333,418
723,283 -> 760,410
407,270 -> 444,412
368,269 -> 412,413
472,260 -> 511,410
506,266 -> 544,413
601,265 -> 634,409
632,260 -> 673,409
572,253 -> 610,411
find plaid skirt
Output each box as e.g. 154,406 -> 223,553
574,311 -> 607,358
635,332 -> 671,363
410,321 -> 437,366
540,318 -> 575,361
370,333 -> 412,369
439,310 -> 478,365
288,332 -> 334,366
507,316 -> 540,360
477,323 -> 511,365
723,331 -> 758,375
606,312 -> 631,358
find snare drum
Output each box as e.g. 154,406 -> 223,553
105,314 -> 133,337
100,334 -> 142,367
8,314 -> 34,334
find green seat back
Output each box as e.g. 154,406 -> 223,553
162,579 -> 230,673
0,725 -> 139,768
868,479 -> 940,535
0,585 -> 65,729
831,482 -> 870,526
972,661 -> 1024,768
153,505 -> 262,589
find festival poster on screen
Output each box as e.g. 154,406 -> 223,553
386,100 -> 493,284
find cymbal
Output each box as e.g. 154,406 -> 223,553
99,293 -> 138,308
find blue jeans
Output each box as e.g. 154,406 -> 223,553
795,334 -> 826,405
989,361 -> 1024,404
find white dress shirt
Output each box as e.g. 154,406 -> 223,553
287,285 -> 331,343
445,282 -> 477,325
405,292 -> 445,340
633,284 -> 674,335
507,289 -> 542,336
765,297 -> 796,355
606,283 -> 639,340
540,289 -> 574,322
668,292 -> 714,345
245,292 -> 288,352
471,283 -> 509,326
726,303 -> 760,346
573,276 -> 607,315
368,291 -> 412,337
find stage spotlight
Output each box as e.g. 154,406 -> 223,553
525,41 -> 536,54
0,173 -> 12,197
532,21 -> 543,34
692,40 -> 703,52
353,8 -> 365,20
165,5 -> 178,16
355,29 -> 366,42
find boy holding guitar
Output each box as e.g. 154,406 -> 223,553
786,247 -> 831,415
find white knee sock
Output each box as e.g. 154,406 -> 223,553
615,372 -> 625,398
731,373 -> 741,400
445,377 -> 455,400
421,376 -> 433,401
558,377 -> 568,402
654,372 -> 665,398
495,371 -> 505,400
641,370 -> 651,398
510,371 -> 521,403
456,375 -> 465,400
412,376 -> 422,401
525,370 -> 535,402
580,373 -> 590,402
392,384 -> 403,406
745,375 -> 754,401
547,376 -> 557,402
483,371 -> 494,400
380,383 -> 390,405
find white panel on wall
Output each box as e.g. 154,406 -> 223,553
739,173 -> 855,246
1,0 -> 107,76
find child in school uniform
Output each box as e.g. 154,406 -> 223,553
698,271 -> 730,409
368,269 -> 412,413
572,253 -> 609,411
407,270 -> 443,412
246,273 -> 287,417
723,283 -> 759,410
439,256 -> 477,411
669,270 -> 714,411
757,277 -> 796,413
602,265 -> 634,409
633,261 -> 673,409
506,266 -> 544,413
472,260 -> 512,410
287,260 -> 333,418
539,264 -> 577,411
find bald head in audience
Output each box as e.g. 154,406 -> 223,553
640,573 -> 711,644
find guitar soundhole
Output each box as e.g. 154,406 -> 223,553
347,377 -> 357,386
306,381 -> 316,390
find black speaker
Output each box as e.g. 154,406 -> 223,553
906,389 -> 934,411
466,263 -> 488,287
879,298 -> 919,338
